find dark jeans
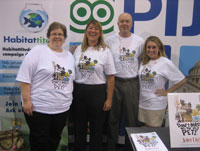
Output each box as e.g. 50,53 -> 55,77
72,83 -> 107,151
24,111 -> 68,151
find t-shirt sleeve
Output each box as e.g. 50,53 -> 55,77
104,48 -> 116,75
163,58 -> 185,84
16,46 -> 39,83
138,40 -> 144,59
105,33 -> 118,49
73,45 -> 81,56
137,39 -> 145,68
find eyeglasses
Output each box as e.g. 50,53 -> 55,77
50,33 -> 64,37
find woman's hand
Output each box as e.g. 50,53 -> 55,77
103,99 -> 112,111
23,101 -> 33,116
20,82 -> 33,116
70,45 -> 78,54
155,78 -> 187,97
104,75 -> 115,111
154,88 -> 167,96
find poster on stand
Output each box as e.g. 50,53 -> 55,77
168,93 -> 200,148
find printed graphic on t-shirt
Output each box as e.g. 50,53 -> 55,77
119,46 -> 136,69
78,55 -> 98,78
52,61 -> 72,89
140,66 -> 156,89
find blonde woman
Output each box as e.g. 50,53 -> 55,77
72,19 -> 116,151
138,36 -> 186,127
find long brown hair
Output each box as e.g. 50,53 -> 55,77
81,19 -> 107,52
142,36 -> 167,65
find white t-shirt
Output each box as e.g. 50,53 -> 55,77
105,33 -> 144,78
74,45 -> 116,84
139,57 -> 185,110
16,45 -> 75,114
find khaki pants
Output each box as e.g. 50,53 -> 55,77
107,77 -> 139,151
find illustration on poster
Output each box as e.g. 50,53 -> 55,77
19,3 -> 48,33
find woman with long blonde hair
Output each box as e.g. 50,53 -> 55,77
72,19 -> 116,151
138,36 -> 186,127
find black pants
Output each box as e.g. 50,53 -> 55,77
72,83 -> 106,151
24,111 -> 68,151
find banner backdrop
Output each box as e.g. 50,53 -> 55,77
0,0 -> 199,149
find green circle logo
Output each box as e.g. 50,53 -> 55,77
70,0 -> 114,34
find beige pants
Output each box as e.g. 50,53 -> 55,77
138,107 -> 166,127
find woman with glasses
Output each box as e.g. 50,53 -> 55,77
16,22 -> 75,151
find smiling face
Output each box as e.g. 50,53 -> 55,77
48,28 -> 65,52
146,41 -> 160,60
118,13 -> 133,37
86,23 -> 100,46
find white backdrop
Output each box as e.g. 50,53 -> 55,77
0,0 -> 199,148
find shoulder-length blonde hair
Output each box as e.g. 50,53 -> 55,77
81,19 -> 108,52
142,36 -> 167,65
